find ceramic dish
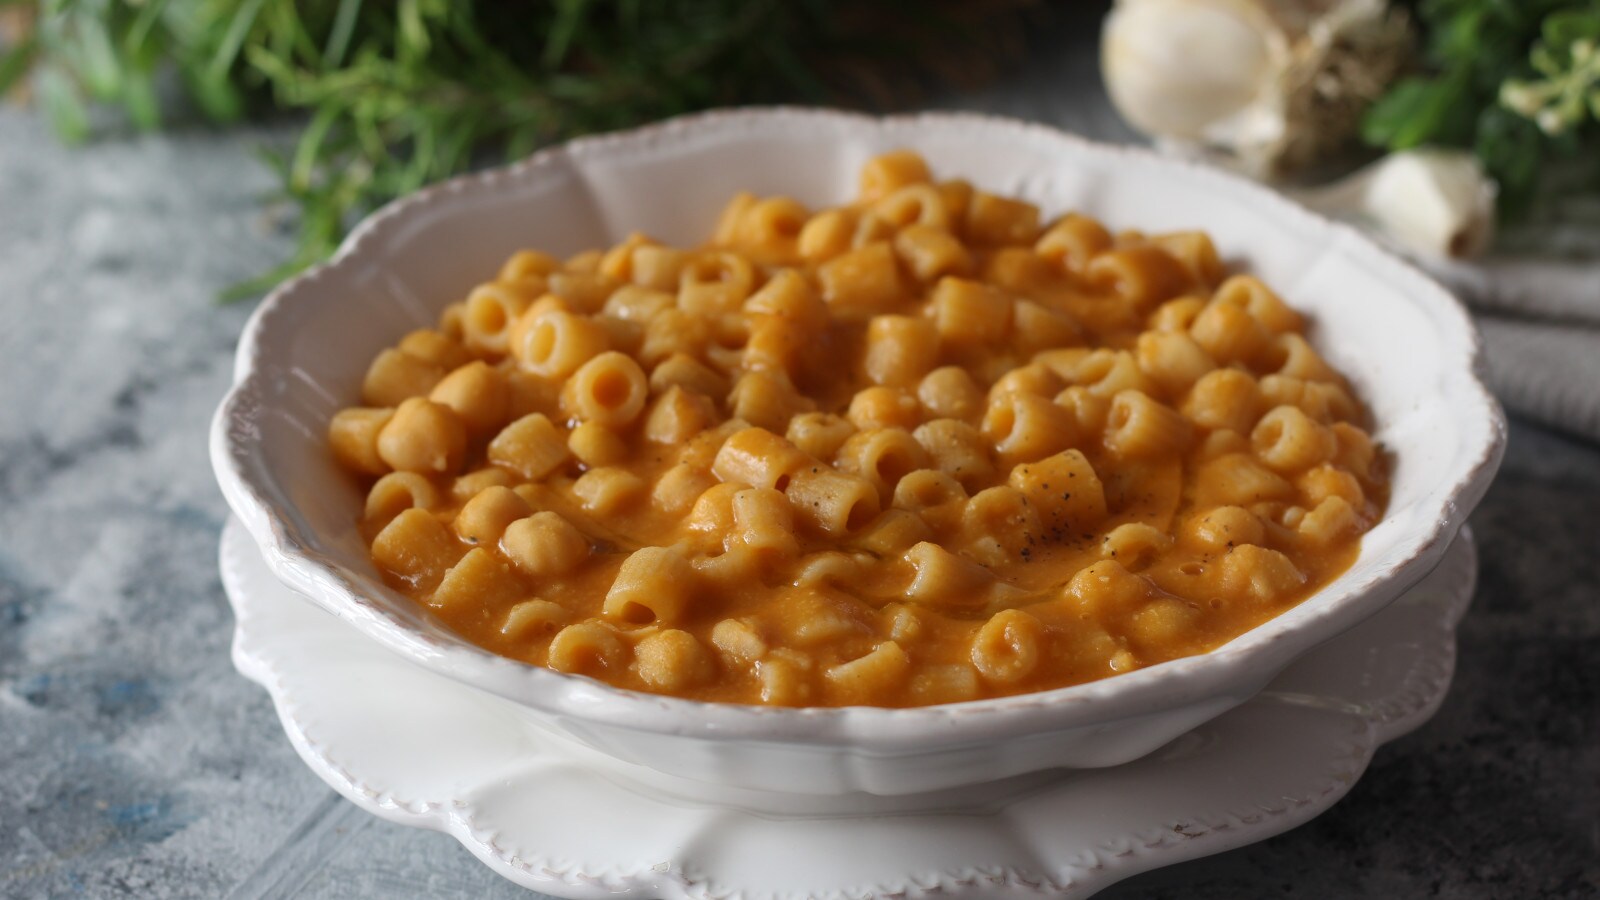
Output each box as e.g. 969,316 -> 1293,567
223,518 -> 1477,897
210,108 -> 1504,798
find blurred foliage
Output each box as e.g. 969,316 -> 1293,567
1362,0 -> 1600,220
0,0 -> 1035,297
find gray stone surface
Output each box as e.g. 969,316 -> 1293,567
1,13 -> 1597,898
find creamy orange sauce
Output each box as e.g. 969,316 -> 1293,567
330,151 -> 1386,707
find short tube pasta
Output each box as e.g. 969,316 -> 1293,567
371,507 -> 461,590
895,225 -> 972,282
786,413 -> 857,462
499,249 -> 559,283
1036,214 -> 1112,274
873,184 -> 949,230
428,361 -> 509,435
362,348 -> 445,408
864,314 -> 939,386
679,250 -> 756,315
964,191 -> 1040,245
560,351 -> 649,428
1183,368 -> 1263,435
513,308 -> 610,378
1149,231 -> 1224,287
604,546 -> 698,625
824,641 -> 911,702
572,467 -> 646,516
785,468 -> 880,536
904,541 -> 992,609
982,392 -> 1075,465
1213,274 -> 1301,333
735,197 -> 808,256
546,622 -> 628,674
643,386 -> 718,446
501,599 -> 570,640
917,366 -> 983,421
1100,522 -> 1172,570
730,488 -> 800,561
364,471 -> 438,528
431,547 -> 522,615
859,150 -> 931,201
1189,299 -> 1269,366
931,276 -> 1012,345
1136,331 -> 1214,393
1252,405 -> 1335,473
462,284 -> 533,356
488,413 -> 571,480
892,468 -> 968,518
329,407 -> 394,476
1104,390 -> 1191,459
971,609 -> 1043,684
835,427 -> 928,496
712,426 -> 809,491
1085,245 -> 1190,312
913,418 -> 994,489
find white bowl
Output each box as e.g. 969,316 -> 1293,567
210,108 -> 1504,800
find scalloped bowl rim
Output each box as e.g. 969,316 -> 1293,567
210,107 -> 1505,753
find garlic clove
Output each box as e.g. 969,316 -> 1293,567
1101,0 -> 1411,178
1291,149 -> 1498,259
1101,0 -> 1282,141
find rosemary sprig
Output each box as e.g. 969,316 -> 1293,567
1,0 -> 1034,299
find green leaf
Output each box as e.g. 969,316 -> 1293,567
1431,6 -> 1486,67
542,0 -> 588,70
69,13 -> 124,100
0,33 -> 39,96
181,61 -> 247,122
124,0 -> 174,55
322,0 -> 362,67
209,0 -> 268,80
396,0 -> 431,61
1476,105 -> 1545,220
1362,76 -> 1472,149
1544,6 -> 1600,50
122,68 -> 161,131
36,67 -> 90,144
291,104 -> 341,192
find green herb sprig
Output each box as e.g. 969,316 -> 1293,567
1362,0 -> 1600,221
1501,19 -> 1600,137
0,0 -> 1032,298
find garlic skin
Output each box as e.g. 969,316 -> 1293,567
1291,149 -> 1498,259
1101,0 -> 1411,178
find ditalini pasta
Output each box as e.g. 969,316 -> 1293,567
330,152 -> 1388,707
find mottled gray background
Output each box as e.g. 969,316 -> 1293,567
1,11 -> 1597,899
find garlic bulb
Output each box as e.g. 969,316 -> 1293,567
1101,0 -> 1411,178
1291,149 -> 1498,259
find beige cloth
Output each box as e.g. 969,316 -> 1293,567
1425,256 -> 1600,443
1432,256 -> 1600,326
1479,316 -> 1600,444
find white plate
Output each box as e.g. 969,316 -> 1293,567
224,518 -> 1476,899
